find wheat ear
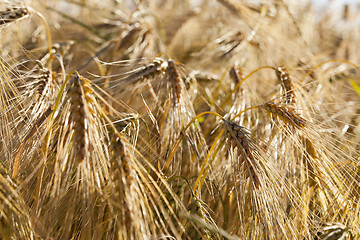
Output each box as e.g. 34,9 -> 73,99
0,7 -> 29,26
165,60 -> 182,106
69,76 -> 96,162
109,134 -> 153,239
275,66 -> 296,104
224,120 -> 260,188
260,102 -> 307,128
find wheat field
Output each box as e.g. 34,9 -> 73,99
0,0 -> 360,239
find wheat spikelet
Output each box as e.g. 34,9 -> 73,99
229,65 -> 242,86
229,65 -> 244,98
109,134 -> 153,239
29,66 -> 58,118
188,70 -> 220,84
7,62 -> 59,179
315,222 -> 353,239
69,76 -> 96,162
108,131 -> 186,239
0,7 -> 29,27
160,61 -> 207,175
222,120 -> 296,238
32,74 -> 109,239
224,120 -> 260,188
109,57 -> 166,89
91,12 -> 164,62
128,57 -> 165,82
260,102 -> 307,128
165,59 -> 182,106
35,68 -> 52,96
275,66 -> 296,104
10,62 -> 58,121
196,31 -> 244,64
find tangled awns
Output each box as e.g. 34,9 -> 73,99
0,0 -> 360,239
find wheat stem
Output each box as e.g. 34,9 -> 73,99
192,129 -> 225,199
231,106 -> 259,121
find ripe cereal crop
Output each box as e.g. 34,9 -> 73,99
0,1 -> 359,239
